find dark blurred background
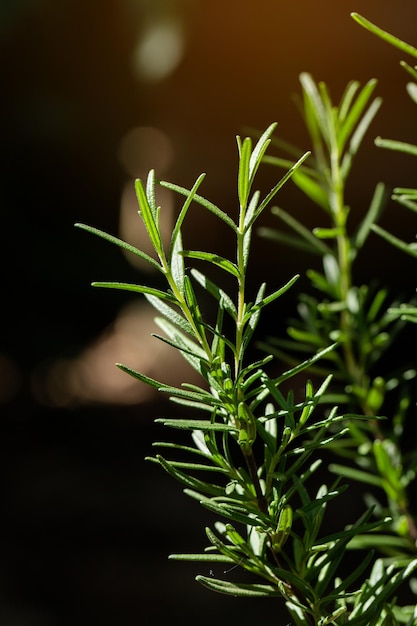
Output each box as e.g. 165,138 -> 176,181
1,1 -> 417,624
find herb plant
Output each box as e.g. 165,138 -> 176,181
76,11 -> 417,626
259,70 -> 417,565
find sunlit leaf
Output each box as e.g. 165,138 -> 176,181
341,96 -> 382,178
170,228 -> 185,296
181,250 -> 240,278
169,173 -> 206,261
351,13 -> 417,59
92,281 -> 176,301
155,416 -> 238,433
237,135 -> 251,209
375,136 -> 417,156
196,576 -> 280,598
155,455 -> 226,496
338,78 -> 379,152
248,122 -> 278,185
160,180 -> 237,231
300,72 -> 330,147
116,363 -> 167,388
352,182 -> 387,254
146,294 -> 192,334
74,223 -> 161,271
135,177 -> 162,253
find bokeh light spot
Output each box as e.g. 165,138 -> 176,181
132,19 -> 184,81
118,126 -> 174,178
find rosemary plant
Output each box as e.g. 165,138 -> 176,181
256,12 -> 417,623
258,69 -> 417,550
352,12 -> 417,321
75,10 -> 417,626
77,116 -> 417,623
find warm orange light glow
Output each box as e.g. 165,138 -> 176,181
32,302 -> 202,408
118,126 -> 174,178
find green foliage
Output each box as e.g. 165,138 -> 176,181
76,10 -> 417,626
258,12 -> 417,623
352,12 -> 417,327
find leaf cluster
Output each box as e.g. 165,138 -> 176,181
352,12 -> 417,323
256,16 -> 417,622
75,11 -> 417,625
